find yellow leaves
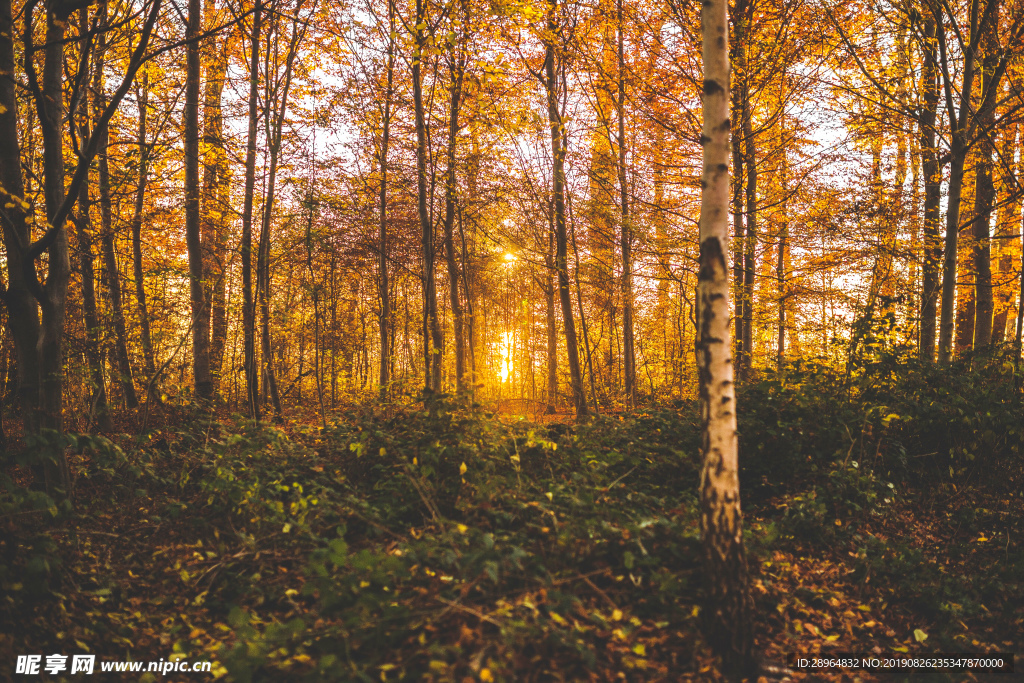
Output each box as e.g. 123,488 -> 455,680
612,609 -> 623,621
479,669 -> 494,682
459,462 -> 467,476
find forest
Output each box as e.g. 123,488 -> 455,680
1,0 -> 1023,678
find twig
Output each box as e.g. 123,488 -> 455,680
436,597 -> 503,627
582,576 -> 619,610
607,466 -> 637,490
549,568 -> 611,586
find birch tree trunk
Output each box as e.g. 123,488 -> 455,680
698,0 -> 753,666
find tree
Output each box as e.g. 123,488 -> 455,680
697,0 -> 753,667
0,0 -> 161,495
185,0 -> 213,401
544,0 -> 588,420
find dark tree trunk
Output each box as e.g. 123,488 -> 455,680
185,0 -> 212,399
545,0 -> 587,419
378,0 -> 395,401
132,74 -> 156,386
919,18 -> 940,361
442,56 -> 466,393
616,0 -> 635,408
545,243 -> 557,414
741,78 -> 756,373
202,0 -> 231,395
412,0 -> 443,393
241,0 -> 262,419
73,10 -> 111,429
972,21 -> 1000,351
258,0 -> 305,421
93,3 -> 138,408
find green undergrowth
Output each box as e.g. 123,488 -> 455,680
2,353 -> 1023,680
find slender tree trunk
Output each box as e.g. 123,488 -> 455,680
378,0 -> 395,401
616,0 -> 635,408
936,0 -> 986,364
258,1 -> 305,421
412,0 -> 443,393
919,18 -> 940,361
992,120 -> 1018,343
545,237 -> 558,414
240,0 -> 262,419
545,0 -> 587,419
698,0 -> 753,667
777,137 -> 789,368
741,80 -> 756,371
972,20 -> 999,350
93,3 -> 138,409
442,56 -> 466,393
202,0 -> 231,395
730,0 -> 748,377
73,12 -> 111,429
185,0 -> 212,400
131,74 -> 157,386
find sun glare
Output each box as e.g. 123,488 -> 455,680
499,331 -> 513,382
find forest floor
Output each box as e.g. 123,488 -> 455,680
3,386 -> 1023,682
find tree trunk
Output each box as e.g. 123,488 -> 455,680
202,0 -> 232,395
442,55 -> 466,393
131,74 -> 157,388
545,243 -> 558,414
93,2 -> 138,409
777,134 -> 789,368
185,0 -> 212,400
73,11 -> 111,429
971,20 -> 999,351
412,0 -> 443,394
0,0 -> 42,444
936,0 -> 985,364
258,0 -> 305,421
697,0 -> 753,667
730,0 -> 748,377
545,0 -> 587,419
992,121 -> 1019,343
240,0 -> 262,419
378,0 -> 395,401
616,0 -> 635,408
741,79 -> 756,372
35,3 -> 73,492
919,18 -> 940,361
